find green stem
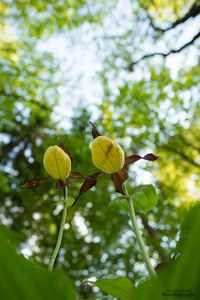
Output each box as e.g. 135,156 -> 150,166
125,185 -> 157,278
48,187 -> 68,271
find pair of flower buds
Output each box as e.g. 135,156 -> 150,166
24,124 -> 158,205
43,136 -> 125,180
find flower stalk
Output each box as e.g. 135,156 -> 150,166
125,185 -> 157,278
48,186 -> 68,271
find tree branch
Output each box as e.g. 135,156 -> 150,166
164,145 -> 200,168
147,1 -> 200,33
179,134 -> 200,153
0,90 -> 52,111
129,30 -> 200,69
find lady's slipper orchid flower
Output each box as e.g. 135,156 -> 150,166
91,136 -> 125,173
84,123 -> 159,197
43,145 -> 71,180
22,142 -> 101,204
70,123 -> 158,206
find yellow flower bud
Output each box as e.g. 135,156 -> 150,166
91,136 -> 125,173
43,145 -> 71,180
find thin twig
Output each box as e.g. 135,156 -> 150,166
129,30 -> 200,69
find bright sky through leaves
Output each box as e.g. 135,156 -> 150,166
36,0 -> 200,129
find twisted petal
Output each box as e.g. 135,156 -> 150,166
72,172 -> 102,206
90,122 -> 101,139
111,168 -> 129,195
22,178 -> 47,188
69,172 -> 85,179
125,153 -> 159,165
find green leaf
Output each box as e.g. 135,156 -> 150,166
110,185 -> 158,212
131,184 -> 158,211
110,196 -> 129,212
94,203 -> 200,300
67,198 -> 76,207
0,230 -> 76,300
90,277 -> 135,300
0,224 -> 24,246
133,203 -> 200,299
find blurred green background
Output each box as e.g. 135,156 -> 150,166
0,0 -> 200,298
